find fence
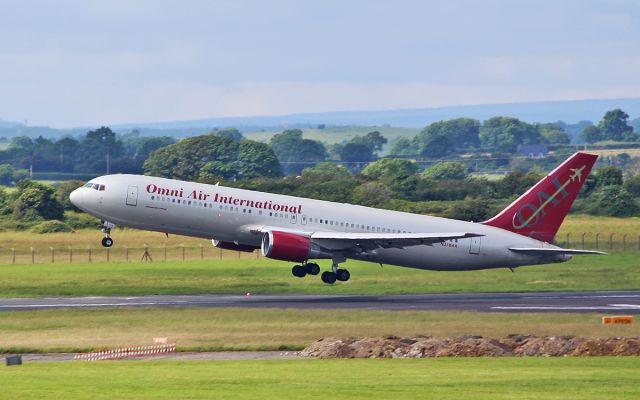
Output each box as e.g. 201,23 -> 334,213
0,244 -> 263,265
555,232 -> 640,252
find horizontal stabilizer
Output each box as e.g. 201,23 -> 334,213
509,247 -> 607,255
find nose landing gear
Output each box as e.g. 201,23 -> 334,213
101,221 -> 115,248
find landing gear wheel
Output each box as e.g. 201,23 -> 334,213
305,263 -> 320,276
321,271 -> 337,284
336,268 -> 350,282
101,237 -> 113,248
292,265 -> 307,278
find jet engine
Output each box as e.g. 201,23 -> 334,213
261,231 -> 331,262
211,239 -> 258,253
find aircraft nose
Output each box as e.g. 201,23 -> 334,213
69,188 -> 83,208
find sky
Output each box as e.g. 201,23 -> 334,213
1,0 -> 639,127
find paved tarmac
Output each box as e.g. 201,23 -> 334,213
1,291 -> 639,313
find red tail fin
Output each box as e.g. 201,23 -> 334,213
482,152 -> 598,242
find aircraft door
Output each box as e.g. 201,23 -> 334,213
301,215 -> 308,226
290,214 -> 297,224
126,185 -> 138,206
469,237 -> 481,255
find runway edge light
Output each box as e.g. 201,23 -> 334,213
602,315 -> 634,325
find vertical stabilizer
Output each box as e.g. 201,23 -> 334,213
482,152 -> 598,242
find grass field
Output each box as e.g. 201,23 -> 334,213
0,307 -> 636,353
0,214 -> 635,297
1,358 -> 638,400
0,250 -> 637,297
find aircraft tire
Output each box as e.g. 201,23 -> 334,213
292,265 -> 307,278
101,237 -> 113,248
336,269 -> 350,282
306,263 -> 320,275
321,271 -> 337,284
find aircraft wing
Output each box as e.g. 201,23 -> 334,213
310,231 -> 483,251
509,247 -> 607,255
250,225 -> 482,251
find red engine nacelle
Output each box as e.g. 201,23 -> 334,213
261,231 -> 331,262
211,239 -> 259,253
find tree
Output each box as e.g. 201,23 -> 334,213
537,123 -> 570,144
350,131 -> 388,153
237,140 -> 282,180
580,125 -> 603,143
388,137 -> 413,155
54,180 -> 85,211
422,162 -> 468,180
414,118 -> 480,158
13,180 -> 64,221
444,198 -> 491,222
587,186 -> 638,217
479,117 -> 542,152
339,142 -> 374,163
199,160 -> 238,181
78,126 -> 124,173
301,162 -> 351,179
145,135 -> 239,180
599,109 -> 636,141
213,128 -> 243,141
145,134 -> 281,181
351,182 -> 392,207
269,129 -> 327,175
623,175 -> 640,197
0,164 -> 27,186
361,158 -> 418,180
494,171 -> 542,198
418,133 -> 454,158
595,166 -> 623,187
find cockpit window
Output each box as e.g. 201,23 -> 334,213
83,182 -> 105,191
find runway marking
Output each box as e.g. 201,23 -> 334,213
609,304 -> 640,309
491,305 -> 639,311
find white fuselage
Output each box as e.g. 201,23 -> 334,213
70,174 -> 566,271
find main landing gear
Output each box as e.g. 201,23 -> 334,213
291,261 -> 350,284
101,221 -> 115,248
291,262 -> 320,278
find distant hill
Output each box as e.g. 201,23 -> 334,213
113,97 -> 640,131
1,97 -> 640,139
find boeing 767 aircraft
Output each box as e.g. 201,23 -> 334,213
70,152 -> 604,284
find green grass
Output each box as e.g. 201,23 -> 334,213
0,252 -> 637,297
1,358 -> 638,400
0,307 -> 636,353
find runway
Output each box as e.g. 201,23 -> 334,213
1,291 -> 639,313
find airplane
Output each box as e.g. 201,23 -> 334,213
69,151 -> 604,284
